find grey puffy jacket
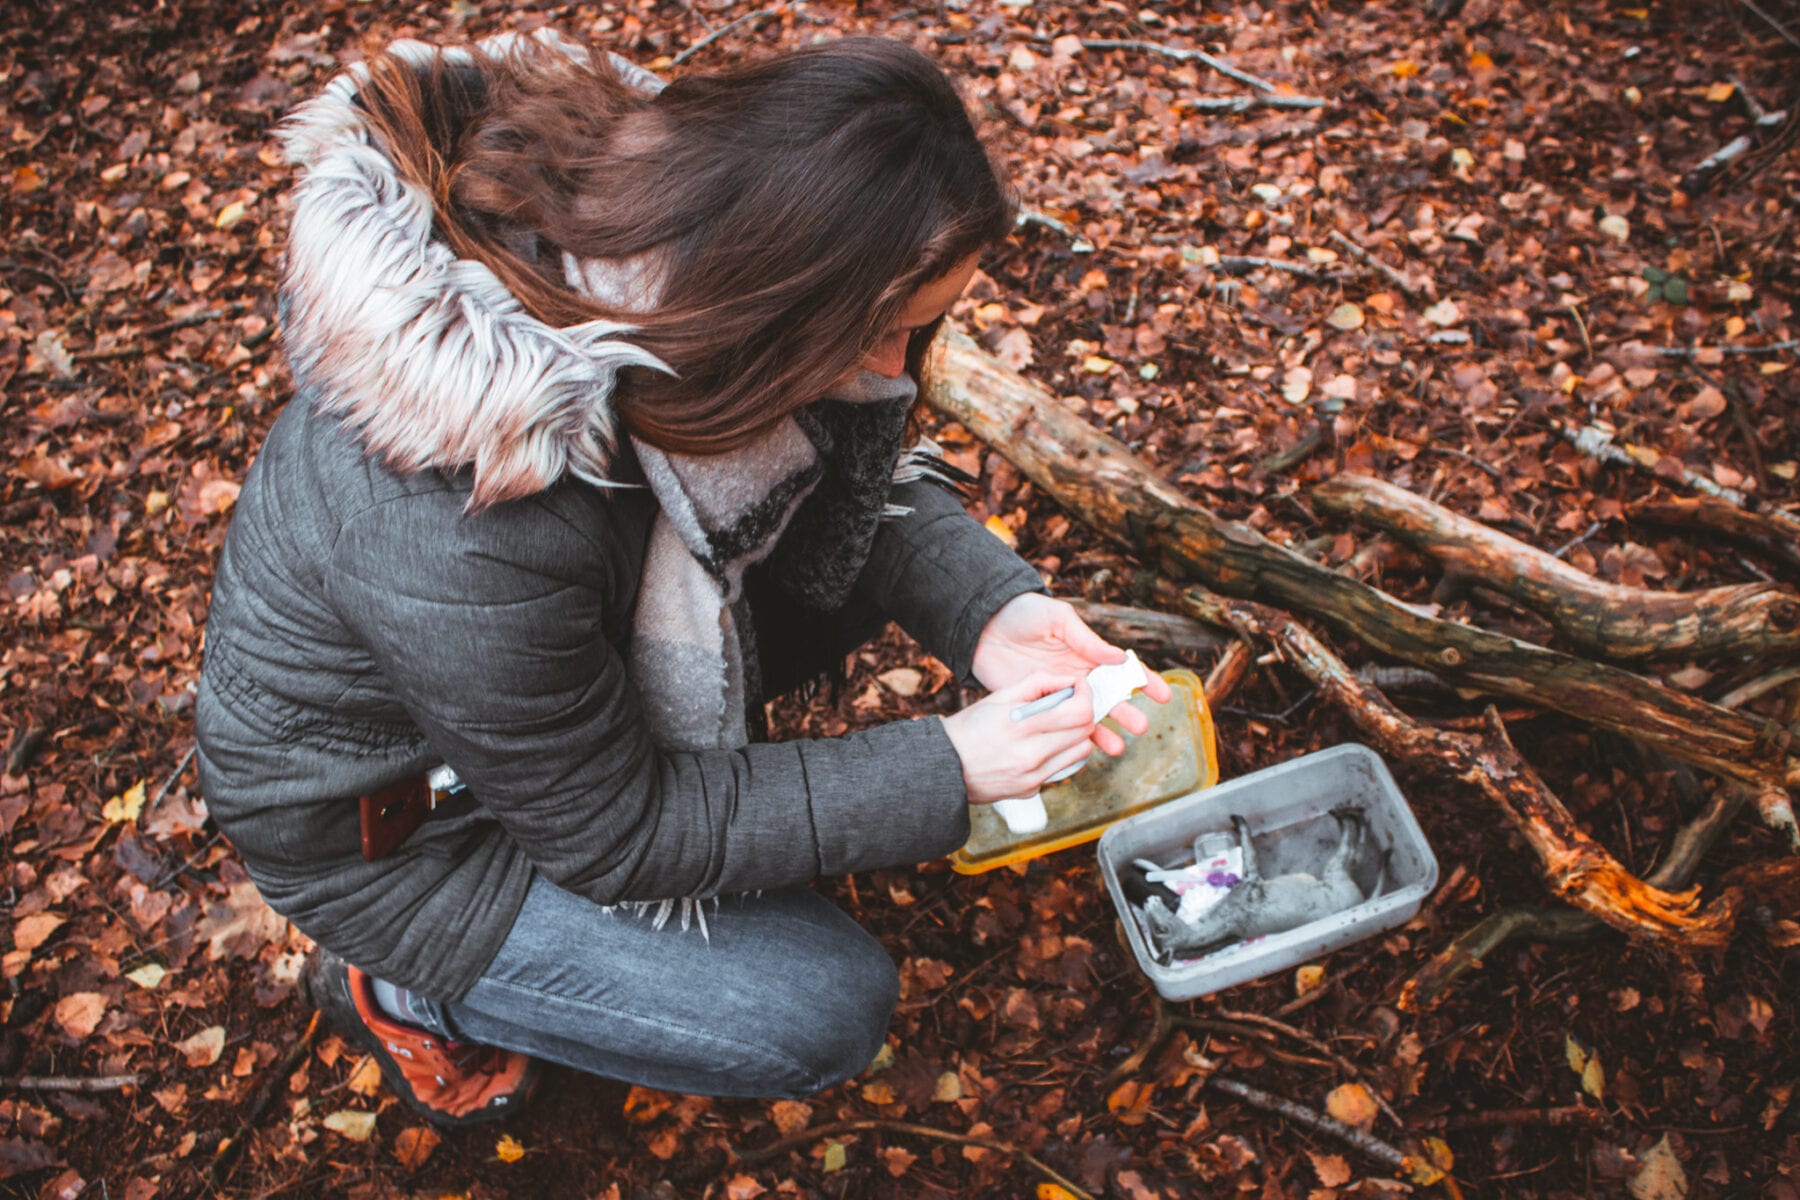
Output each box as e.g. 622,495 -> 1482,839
194,45 -> 1043,1000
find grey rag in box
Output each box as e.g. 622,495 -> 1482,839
1098,744 -> 1439,1001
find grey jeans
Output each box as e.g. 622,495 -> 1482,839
405,874 -> 899,1099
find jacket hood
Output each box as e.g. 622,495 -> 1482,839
277,32 -> 669,508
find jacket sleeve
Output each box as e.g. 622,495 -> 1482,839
854,479 -> 1048,684
325,491 -> 971,904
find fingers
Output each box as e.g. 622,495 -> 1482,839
1090,723 -> 1127,757
1056,601 -> 1127,667
1106,700 -> 1151,737
1041,739 -> 1094,780
1141,670 -> 1174,704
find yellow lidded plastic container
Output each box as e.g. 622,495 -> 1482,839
950,668 -> 1219,874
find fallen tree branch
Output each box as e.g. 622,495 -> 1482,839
1401,783 -> 1755,1008
1737,0 -> 1800,50
1,1074 -> 142,1093
1630,495 -> 1800,575
1216,255 -> 1332,280
929,326 -> 1798,791
1204,639 -> 1256,705
74,301 -> 251,363
1680,109 -> 1793,195
1719,664 -> 1800,712
737,1118 -> 1093,1198
1560,421 -> 1751,508
1181,588 -> 1739,947
1068,600 -> 1226,660
1311,474 -> 1800,663
1015,208 -> 1095,253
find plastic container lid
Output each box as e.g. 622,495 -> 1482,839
951,668 -> 1218,874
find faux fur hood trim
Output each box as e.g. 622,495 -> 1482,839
277,31 -> 670,509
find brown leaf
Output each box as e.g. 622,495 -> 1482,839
53,993 -> 107,1041
13,912 -> 65,953
768,1099 -> 812,1135
1324,1082 -> 1379,1129
393,1126 -> 441,1171
1309,1150 -> 1353,1186
177,1025 -> 225,1068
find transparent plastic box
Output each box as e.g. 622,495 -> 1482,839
1097,743 -> 1439,1001
951,669 -> 1218,874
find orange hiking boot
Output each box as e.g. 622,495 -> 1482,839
302,949 -> 539,1126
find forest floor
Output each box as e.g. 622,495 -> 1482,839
2,0 -> 1797,1197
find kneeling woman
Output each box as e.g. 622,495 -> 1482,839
196,30 -> 1167,1124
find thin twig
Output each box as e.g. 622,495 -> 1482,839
1716,664 -> 1800,711
1652,337 -> 1798,358
1081,38 -> 1280,94
670,5 -> 785,67
1328,230 -> 1425,299
150,744 -> 197,811
1549,521 -> 1602,560
1187,93 -> 1327,112
1,1074 -> 143,1093
1565,302 -> 1593,361
1559,422 -> 1750,507
1207,1076 -> 1411,1172
1738,0 -> 1800,48
1213,1008 -> 1404,1128
1419,1105 -> 1608,1130
737,1119 -> 1093,1198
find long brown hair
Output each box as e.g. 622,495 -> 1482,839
355,34 -> 1012,456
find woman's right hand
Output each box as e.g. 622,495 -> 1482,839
940,673 -> 1099,807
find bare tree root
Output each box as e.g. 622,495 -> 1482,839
1179,589 -> 1740,950
1401,784 -> 1756,1009
1311,474 -> 1800,664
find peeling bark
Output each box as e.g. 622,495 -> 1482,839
928,326 -> 1799,792
1311,473 -> 1800,663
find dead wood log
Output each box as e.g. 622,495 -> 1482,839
1066,600 -> 1226,660
1631,495 -> 1800,576
1311,474 -> 1800,663
1179,588 -> 1737,948
927,326 -> 1799,792
1402,782 -> 1757,1008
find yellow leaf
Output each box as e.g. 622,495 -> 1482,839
1082,354 -> 1115,374
394,1126 -> 441,1170
1326,303 -> 1365,331
1468,50 -> 1494,71
1324,1082 -> 1379,1130
346,1055 -> 384,1097
215,200 -> 248,230
494,1133 -> 526,1164
323,1109 -> 377,1142
1582,1055 -> 1606,1101
1705,81 -> 1736,103
1620,7 -> 1648,15
821,1141 -> 847,1172
984,515 -> 1018,548
860,1080 -> 896,1105
1760,361 -> 1788,375
1565,1035 -> 1588,1074
1390,59 -> 1419,78
933,1071 -> 962,1103
1039,1185 -> 1081,1200
1294,964 -> 1326,997
102,780 -> 148,824
12,164 -> 43,193
146,490 -> 170,516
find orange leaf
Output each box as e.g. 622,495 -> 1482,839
1107,1078 -> 1156,1125
393,1126 -> 441,1171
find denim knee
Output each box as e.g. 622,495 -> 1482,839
758,936 -> 899,1098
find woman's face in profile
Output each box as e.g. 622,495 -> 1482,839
846,251 -> 982,382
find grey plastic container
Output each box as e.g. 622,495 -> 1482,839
1097,743 -> 1439,1001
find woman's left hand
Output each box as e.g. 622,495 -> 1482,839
971,593 -> 1173,756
